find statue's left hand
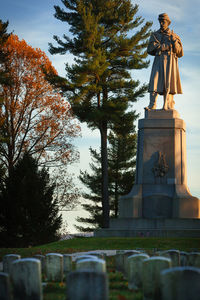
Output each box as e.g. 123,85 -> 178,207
171,31 -> 178,44
171,35 -> 177,43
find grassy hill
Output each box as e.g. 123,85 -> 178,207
0,237 -> 200,259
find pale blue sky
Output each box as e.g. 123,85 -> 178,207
1,0 -> 200,232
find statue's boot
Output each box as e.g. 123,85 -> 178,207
167,94 -> 175,109
163,93 -> 168,110
145,92 -> 157,110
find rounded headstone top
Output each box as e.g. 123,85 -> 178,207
77,258 -> 105,264
46,253 -> 63,257
75,255 -> 99,262
161,266 -> 200,275
116,250 -> 135,254
12,258 -> 41,264
4,254 -> 21,257
128,253 -> 149,260
143,256 -> 171,262
162,249 -> 180,253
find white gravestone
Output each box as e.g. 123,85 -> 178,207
10,258 -> 42,300
127,253 -> 149,289
67,270 -> 108,300
0,272 -> 12,300
115,250 -> 128,272
63,254 -> 72,274
161,266 -> 200,300
34,255 -> 45,273
142,256 -> 172,300
161,250 -> 180,267
123,250 -> 140,276
3,254 -> 21,274
180,251 -> 189,266
45,253 -> 63,282
76,258 -> 106,273
188,252 -> 200,268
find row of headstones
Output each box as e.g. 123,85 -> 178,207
115,249 -> 200,300
1,250 -> 200,300
116,249 -> 200,275
0,252 -> 107,300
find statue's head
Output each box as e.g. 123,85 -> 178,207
158,13 -> 171,31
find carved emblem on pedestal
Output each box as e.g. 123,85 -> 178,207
152,151 -> 169,177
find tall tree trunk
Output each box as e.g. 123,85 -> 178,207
100,121 -> 110,228
114,180 -> 118,217
114,140 -> 120,217
8,143 -> 14,176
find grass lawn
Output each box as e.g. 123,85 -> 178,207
0,237 -> 200,259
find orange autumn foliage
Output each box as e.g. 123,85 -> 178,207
0,34 -> 80,171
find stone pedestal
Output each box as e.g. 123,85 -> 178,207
95,110 -> 200,237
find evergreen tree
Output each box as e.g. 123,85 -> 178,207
0,20 -> 10,87
49,0 -> 152,227
0,153 -> 62,247
76,110 -> 137,231
108,110 -> 137,217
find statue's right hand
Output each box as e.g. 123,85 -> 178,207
161,44 -> 169,52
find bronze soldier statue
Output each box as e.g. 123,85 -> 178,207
146,13 -> 183,110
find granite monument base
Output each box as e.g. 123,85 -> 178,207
94,109 -> 200,238
94,218 -> 200,237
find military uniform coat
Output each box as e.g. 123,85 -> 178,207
147,28 -> 183,95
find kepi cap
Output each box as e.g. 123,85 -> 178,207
158,13 -> 171,25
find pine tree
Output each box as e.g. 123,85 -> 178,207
0,153 -> 62,247
0,20 -> 10,87
76,110 -> 137,231
49,0 -> 152,227
108,110 -> 137,217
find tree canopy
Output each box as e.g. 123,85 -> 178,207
0,34 -> 80,174
0,20 -> 11,145
0,152 -> 62,247
49,0 -> 152,227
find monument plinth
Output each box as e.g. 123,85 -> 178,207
95,110 -> 200,237
119,109 -> 199,220
95,13 -> 200,237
